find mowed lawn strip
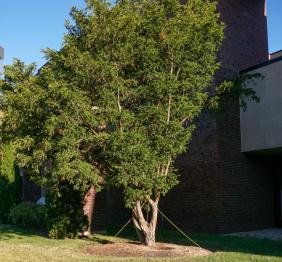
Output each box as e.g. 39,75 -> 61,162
0,225 -> 282,262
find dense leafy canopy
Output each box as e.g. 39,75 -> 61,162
0,60 -> 100,192
0,0 -> 233,241
1,0 -> 224,207
0,59 -> 100,237
65,0 -> 224,207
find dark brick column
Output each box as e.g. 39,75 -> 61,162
83,186 -> 96,233
215,0 -> 273,233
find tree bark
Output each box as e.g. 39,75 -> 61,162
83,186 -> 96,235
132,193 -> 160,246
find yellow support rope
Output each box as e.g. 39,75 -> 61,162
158,208 -> 202,249
113,208 -> 203,249
114,218 -> 132,238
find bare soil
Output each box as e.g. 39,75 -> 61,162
83,242 -> 212,258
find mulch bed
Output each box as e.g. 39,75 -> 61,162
83,242 -> 212,258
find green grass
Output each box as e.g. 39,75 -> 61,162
0,224 -> 282,262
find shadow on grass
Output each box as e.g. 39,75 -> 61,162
0,224 -> 114,245
107,224 -> 282,258
0,224 -> 47,240
80,235 -> 114,245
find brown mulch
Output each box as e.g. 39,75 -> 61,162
83,242 -> 212,258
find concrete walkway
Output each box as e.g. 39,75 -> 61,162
230,228 -> 282,241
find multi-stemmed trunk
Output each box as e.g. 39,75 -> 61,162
132,193 -> 160,247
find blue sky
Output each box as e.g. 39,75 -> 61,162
0,0 -> 86,67
0,0 -> 281,68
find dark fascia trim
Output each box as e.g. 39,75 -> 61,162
240,55 -> 282,74
270,49 -> 282,55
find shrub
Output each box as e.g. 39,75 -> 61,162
48,216 -> 84,239
46,181 -> 88,239
0,143 -> 21,223
8,202 -> 46,229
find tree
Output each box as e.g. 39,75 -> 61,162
0,59 -> 101,236
46,0 -> 223,246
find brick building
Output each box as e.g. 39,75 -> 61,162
22,0 -> 282,234
160,0 -> 281,234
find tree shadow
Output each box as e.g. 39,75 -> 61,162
106,225 -> 282,258
158,229 -> 282,258
92,237 -> 114,244
0,224 -> 47,240
79,235 -> 114,245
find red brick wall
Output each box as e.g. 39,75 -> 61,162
83,186 -> 96,232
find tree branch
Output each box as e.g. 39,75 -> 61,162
117,88 -> 122,112
148,192 -> 160,229
170,62 -> 174,75
166,95 -> 172,123
176,68 -> 181,79
134,201 -> 149,228
181,117 -> 188,125
164,158 -> 171,176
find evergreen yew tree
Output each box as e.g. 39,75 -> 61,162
50,0 -> 224,245
0,60 -> 101,236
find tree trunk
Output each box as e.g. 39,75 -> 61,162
132,193 -> 160,246
83,186 -> 96,235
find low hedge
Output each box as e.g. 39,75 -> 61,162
8,202 -> 46,230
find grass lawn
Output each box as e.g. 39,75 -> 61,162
0,224 -> 281,262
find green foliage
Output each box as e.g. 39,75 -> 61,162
0,143 -> 21,223
210,73 -> 263,113
8,202 -> 46,229
1,143 -> 16,183
46,181 -> 88,239
50,0 -> 224,207
0,58 -> 101,189
48,217 -> 76,239
0,57 -> 100,235
0,0 -> 224,216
